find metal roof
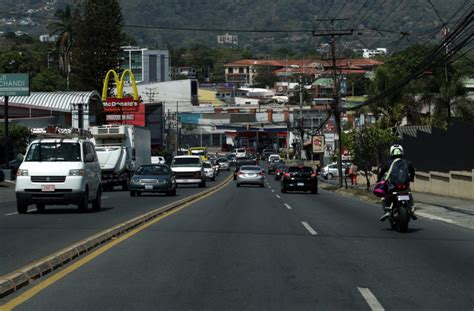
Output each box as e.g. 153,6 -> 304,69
0,91 -> 101,112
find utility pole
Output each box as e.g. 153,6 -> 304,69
312,20 -> 352,188
3,96 -> 8,164
299,75 -> 304,162
176,101 -> 179,155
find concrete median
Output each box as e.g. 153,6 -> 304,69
0,174 -> 233,298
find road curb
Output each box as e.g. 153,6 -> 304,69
0,174 -> 233,298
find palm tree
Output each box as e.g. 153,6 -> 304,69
432,74 -> 474,127
49,5 -> 74,90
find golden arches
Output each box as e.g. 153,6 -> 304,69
101,69 -> 139,101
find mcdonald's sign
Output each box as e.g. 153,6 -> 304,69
102,69 -> 141,113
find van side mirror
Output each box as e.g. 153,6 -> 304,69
85,154 -> 95,163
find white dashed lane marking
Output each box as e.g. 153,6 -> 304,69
284,203 -> 292,210
357,287 -> 385,311
301,221 -> 318,235
276,195 -> 281,199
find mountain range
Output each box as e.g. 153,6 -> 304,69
2,0 -> 470,54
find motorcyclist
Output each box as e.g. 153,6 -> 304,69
377,144 -> 416,221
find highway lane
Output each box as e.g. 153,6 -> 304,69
0,172 -> 231,276
2,172 -> 472,310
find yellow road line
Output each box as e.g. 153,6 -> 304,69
1,176 -> 232,311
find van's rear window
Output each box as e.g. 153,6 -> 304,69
25,143 -> 81,162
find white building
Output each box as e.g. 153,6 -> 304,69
39,34 -> 59,43
120,46 -> 170,84
217,33 -> 238,45
362,48 -> 387,59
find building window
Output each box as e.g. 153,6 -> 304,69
228,68 -> 233,74
239,67 -> 244,73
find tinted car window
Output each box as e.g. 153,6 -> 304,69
203,163 -> 212,168
136,165 -> 169,175
240,166 -> 260,171
26,143 -> 81,162
172,157 -> 200,166
288,167 -> 313,173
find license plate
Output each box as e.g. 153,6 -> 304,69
41,185 -> 55,192
398,195 -> 410,201
297,183 -> 304,186
248,174 -> 256,177
145,185 -> 153,190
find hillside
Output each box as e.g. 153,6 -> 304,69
2,0 -> 469,54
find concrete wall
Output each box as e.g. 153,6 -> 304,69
355,170 -> 474,200
411,170 -> 474,200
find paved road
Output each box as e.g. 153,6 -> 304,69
0,172 -> 231,276
1,171 -> 473,310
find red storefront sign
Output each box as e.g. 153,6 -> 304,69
104,97 -> 140,113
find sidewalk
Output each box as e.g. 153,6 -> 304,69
323,177 -> 474,215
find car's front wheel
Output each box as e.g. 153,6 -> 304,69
92,188 -> 102,211
17,200 -> 28,214
36,203 -> 46,213
78,190 -> 89,211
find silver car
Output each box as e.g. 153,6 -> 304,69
236,165 -> 264,187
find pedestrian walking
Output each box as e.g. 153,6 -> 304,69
349,163 -> 358,185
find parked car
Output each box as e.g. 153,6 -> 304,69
274,165 -> 288,181
281,165 -> 318,194
129,164 -> 176,196
321,162 -> 351,179
236,165 -> 264,187
0,157 -> 23,180
15,138 -> 102,213
203,161 -> 216,181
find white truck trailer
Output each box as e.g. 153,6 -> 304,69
90,125 -> 151,191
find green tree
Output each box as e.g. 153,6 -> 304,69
71,0 -> 124,91
31,68 -> 67,91
0,124 -> 31,164
49,5 -> 75,90
253,65 -> 279,88
346,124 -> 397,191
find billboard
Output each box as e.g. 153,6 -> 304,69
312,135 -> 325,153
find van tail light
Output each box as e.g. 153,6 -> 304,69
311,173 -> 317,178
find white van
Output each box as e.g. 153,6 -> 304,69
268,154 -> 281,162
234,148 -> 246,158
15,138 -> 102,213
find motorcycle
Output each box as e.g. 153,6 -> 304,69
387,189 -> 414,232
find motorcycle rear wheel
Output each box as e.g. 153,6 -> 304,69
398,205 -> 409,233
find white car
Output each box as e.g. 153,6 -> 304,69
171,155 -> 206,187
234,148 -> 246,158
268,154 -> 281,162
217,157 -> 230,171
203,161 -> 216,181
321,163 -> 350,179
15,138 -> 102,213
151,156 -> 166,164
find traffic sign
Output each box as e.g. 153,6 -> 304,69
0,73 -> 30,96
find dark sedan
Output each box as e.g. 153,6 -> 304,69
274,165 -> 288,180
281,165 -> 318,194
268,159 -> 282,175
129,164 -> 177,197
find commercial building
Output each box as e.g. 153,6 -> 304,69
120,46 -> 170,84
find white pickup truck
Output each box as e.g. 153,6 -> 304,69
170,155 -> 206,188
